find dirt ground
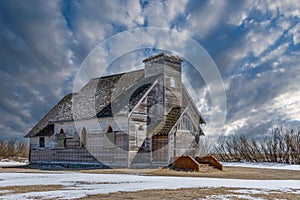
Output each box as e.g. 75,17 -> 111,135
1,184 -> 299,200
80,187 -> 300,200
2,165 -> 300,180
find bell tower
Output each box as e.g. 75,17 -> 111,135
143,53 -> 182,115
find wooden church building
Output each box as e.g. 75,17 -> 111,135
25,53 -> 205,168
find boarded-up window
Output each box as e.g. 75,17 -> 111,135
57,129 -> 66,148
104,126 -> 115,148
181,115 -> 195,131
80,127 -> 87,148
135,124 -> 146,148
39,137 -> 45,148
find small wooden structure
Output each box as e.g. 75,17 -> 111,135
195,155 -> 223,170
173,156 -> 202,171
173,155 -> 223,171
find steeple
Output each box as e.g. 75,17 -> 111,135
143,53 -> 183,114
143,53 -> 182,77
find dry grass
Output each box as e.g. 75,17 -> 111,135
0,185 -> 65,195
79,187 -> 300,200
147,166 -> 300,180
79,166 -> 300,180
2,166 -> 300,180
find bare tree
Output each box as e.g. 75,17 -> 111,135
213,127 -> 300,164
0,139 -> 29,161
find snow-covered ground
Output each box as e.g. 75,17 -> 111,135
0,172 -> 300,199
0,161 -> 28,167
1,162 -> 300,199
222,162 -> 300,171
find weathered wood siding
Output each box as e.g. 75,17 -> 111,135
30,136 -> 98,163
128,96 -> 151,166
164,60 -> 182,114
129,97 -> 148,151
87,132 -> 128,166
168,113 -> 200,160
30,131 -> 129,166
152,135 -> 168,164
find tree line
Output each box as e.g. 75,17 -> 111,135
1,127 -> 300,164
0,139 -> 29,161
213,127 -> 300,164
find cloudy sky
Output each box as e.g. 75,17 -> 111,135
0,0 -> 299,140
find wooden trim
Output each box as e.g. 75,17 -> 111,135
168,107 -> 188,135
182,85 -> 205,124
128,79 -> 158,117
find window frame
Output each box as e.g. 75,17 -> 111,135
80,127 -> 87,148
170,77 -> 176,87
104,125 -> 116,148
39,137 -> 45,148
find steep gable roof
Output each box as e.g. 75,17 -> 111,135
97,74 -> 159,118
25,69 -> 146,137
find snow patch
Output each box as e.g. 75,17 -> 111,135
0,161 -> 28,167
207,194 -> 263,200
231,189 -> 270,195
0,173 -> 300,199
222,162 -> 300,171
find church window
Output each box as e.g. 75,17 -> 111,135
80,127 -> 87,148
105,125 -> 115,148
39,137 -> 45,148
181,115 -> 193,131
57,128 -> 66,148
170,77 -> 176,87
135,124 -> 145,147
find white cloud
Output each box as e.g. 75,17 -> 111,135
245,23 -> 283,58
288,23 -> 300,45
125,1 -> 145,26
227,0 -> 300,27
165,0 -> 188,22
183,0 -> 226,39
223,50 -> 300,136
259,42 -> 289,65
0,0 -> 299,139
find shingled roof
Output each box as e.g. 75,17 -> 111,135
97,75 -> 159,118
25,69 -> 155,138
26,56 -> 205,138
142,52 -> 182,63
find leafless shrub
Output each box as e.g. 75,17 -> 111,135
213,127 -> 300,164
0,139 -> 29,161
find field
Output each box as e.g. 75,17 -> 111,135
1,162 -> 300,199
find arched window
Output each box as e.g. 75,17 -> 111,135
135,124 -> 146,147
39,137 -> 45,148
180,115 -> 191,130
170,77 -> 176,87
107,126 -> 113,133
57,128 -> 66,148
182,116 -> 187,130
80,127 -> 87,148
105,125 -> 115,148
138,125 -> 144,131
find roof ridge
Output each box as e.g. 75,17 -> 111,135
142,52 -> 182,62
89,68 -> 144,81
